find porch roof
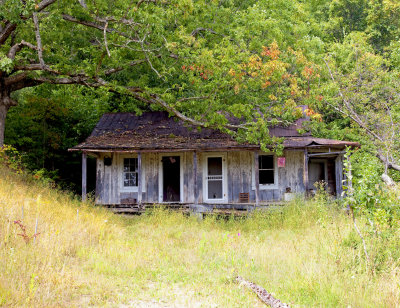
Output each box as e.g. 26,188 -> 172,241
69,111 -> 359,152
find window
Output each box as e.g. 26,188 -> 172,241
259,155 -> 274,185
123,158 -> 138,187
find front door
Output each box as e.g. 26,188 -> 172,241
204,155 -> 227,203
162,156 -> 180,202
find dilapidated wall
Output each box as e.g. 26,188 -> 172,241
95,150 -> 306,205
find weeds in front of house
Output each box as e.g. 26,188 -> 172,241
0,164 -> 399,307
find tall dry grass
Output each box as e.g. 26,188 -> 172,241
0,165 -> 399,307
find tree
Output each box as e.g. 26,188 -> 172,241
0,0 -> 317,148
320,37 -> 400,183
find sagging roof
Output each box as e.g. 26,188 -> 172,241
70,111 -> 359,152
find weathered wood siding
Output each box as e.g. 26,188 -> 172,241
277,150 -> 305,197
227,151 -> 254,202
95,150 -> 306,205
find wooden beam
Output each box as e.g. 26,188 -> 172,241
193,151 -> 198,205
304,149 -> 309,194
254,152 -> 259,206
82,152 -> 87,201
308,151 -> 346,157
138,152 -> 142,205
335,155 -> 343,198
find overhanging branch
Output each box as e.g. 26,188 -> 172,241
7,40 -> 37,59
62,14 -> 140,42
0,21 -> 17,45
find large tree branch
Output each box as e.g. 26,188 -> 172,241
0,21 -> 17,46
12,64 -> 43,71
5,72 -> 29,86
0,0 -> 56,47
32,13 -> 45,68
7,40 -> 38,59
62,14 -> 140,42
5,61 -> 248,133
376,153 -> 400,172
36,0 -> 57,12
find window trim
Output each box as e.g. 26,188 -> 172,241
119,154 -> 146,193
252,153 -> 279,190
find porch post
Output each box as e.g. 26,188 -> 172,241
304,149 -> 309,195
82,151 -> 87,201
254,151 -> 260,206
138,152 -> 142,205
335,155 -> 344,198
193,151 -> 198,205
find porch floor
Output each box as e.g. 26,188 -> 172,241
105,201 -> 286,215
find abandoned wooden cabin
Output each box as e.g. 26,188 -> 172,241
70,111 -> 358,213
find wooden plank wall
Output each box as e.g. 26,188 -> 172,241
95,150 -> 307,205
183,152 -> 195,203
227,151 -> 254,202
278,150 -> 305,195
196,152 -> 203,204
144,153 -> 158,203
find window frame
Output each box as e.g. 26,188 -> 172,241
119,154 -> 146,193
252,153 -> 279,190
123,157 -> 139,188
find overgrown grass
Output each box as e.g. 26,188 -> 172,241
0,165 -> 399,307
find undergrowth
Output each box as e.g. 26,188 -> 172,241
0,164 -> 399,307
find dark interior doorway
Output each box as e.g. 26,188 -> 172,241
308,158 -> 337,194
162,156 -> 180,202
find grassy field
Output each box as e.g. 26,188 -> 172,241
0,165 -> 399,307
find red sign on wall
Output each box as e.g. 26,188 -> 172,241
277,157 -> 286,168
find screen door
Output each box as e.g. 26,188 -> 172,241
207,157 -> 223,200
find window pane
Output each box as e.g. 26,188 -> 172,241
259,155 -> 273,169
123,158 -> 138,187
260,170 -> 274,184
208,180 -> 223,199
208,157 -> 222,175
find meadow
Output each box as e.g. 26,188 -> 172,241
0,165 -> 399,307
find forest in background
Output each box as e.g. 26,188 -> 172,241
2,1 -> 400,305
1,0 -> 400,191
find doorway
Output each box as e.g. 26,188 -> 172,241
308,159 -> 327,191
162,156 -> 181,202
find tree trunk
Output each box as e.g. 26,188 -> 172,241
0,103 -> 8,147
377,153 -> 400,173
382,173 -> 396,187
0,95 -> 16,148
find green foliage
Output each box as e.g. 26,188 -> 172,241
0,144 -> 25,173
2,0 -> 400,193
343,148 -> 400,272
